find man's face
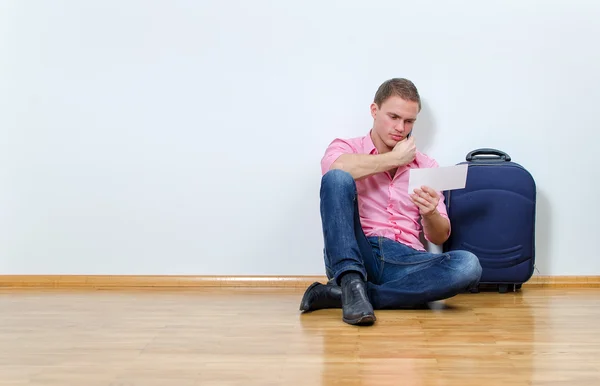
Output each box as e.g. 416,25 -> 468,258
370,95 -> 419,152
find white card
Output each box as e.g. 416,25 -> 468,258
408,164 -> 468,193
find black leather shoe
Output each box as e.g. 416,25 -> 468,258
299,282 -> 342,312
341,273 -> 376,325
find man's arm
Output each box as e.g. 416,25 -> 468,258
411,186 -> 451,245
330,153 -> 399,180
421,210 -> 451,245
329,137 -> 417,180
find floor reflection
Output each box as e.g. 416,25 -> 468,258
299,292 -> 536,385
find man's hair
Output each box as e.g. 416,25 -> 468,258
373,78 -> 421,110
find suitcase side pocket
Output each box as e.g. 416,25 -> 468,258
461,242 -> 531,269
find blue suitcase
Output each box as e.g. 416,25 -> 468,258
442,149 -> 536,293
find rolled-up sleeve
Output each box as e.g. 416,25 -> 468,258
320,138 -> 357,175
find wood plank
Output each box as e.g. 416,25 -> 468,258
1,275 -> 600,289
1,287 -> 599,385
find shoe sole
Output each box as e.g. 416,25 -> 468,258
343,314 -> 376,326
299,282 -> 321,312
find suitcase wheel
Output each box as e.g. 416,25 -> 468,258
498,284 -> 522,293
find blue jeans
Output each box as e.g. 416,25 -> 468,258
320,169 -> 482,309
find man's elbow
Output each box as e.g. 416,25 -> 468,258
428,234 -> 449,246
438,234 -> 450,245
329,160 -> 358,179
427,226 -> 451,245
330,156 -> 349,172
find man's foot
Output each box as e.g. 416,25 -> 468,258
340,272 -> 376,326
299,282 -> 342,312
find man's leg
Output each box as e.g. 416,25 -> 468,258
300,169 -> 376,325
365,238 -> 482,309
319,169 -> 374,285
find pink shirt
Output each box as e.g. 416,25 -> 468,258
321,130 -> 450,251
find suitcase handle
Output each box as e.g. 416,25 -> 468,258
466,148 -> 511,162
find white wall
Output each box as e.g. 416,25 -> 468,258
1,0 -> 599,276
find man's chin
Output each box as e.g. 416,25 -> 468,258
387,138 -> 400,147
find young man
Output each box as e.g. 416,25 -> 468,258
299,78 -> 482,326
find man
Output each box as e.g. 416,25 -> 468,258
299,78 -> 482,326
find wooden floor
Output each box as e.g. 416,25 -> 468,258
1,287 -> 599,385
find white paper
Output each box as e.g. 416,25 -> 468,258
408,164 -> 468,193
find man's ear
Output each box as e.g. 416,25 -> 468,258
370,103 -> 378,120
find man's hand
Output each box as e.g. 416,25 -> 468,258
390,136 -> 416,167
410,185 -> 440,217
412,185 -> 450,245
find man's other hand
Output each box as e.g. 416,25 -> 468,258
411,185 -> 440,217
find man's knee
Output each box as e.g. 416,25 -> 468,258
455,250 -> 482,283
320,169 -> 356,197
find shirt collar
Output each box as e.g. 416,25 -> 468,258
363,129 -> 378,155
